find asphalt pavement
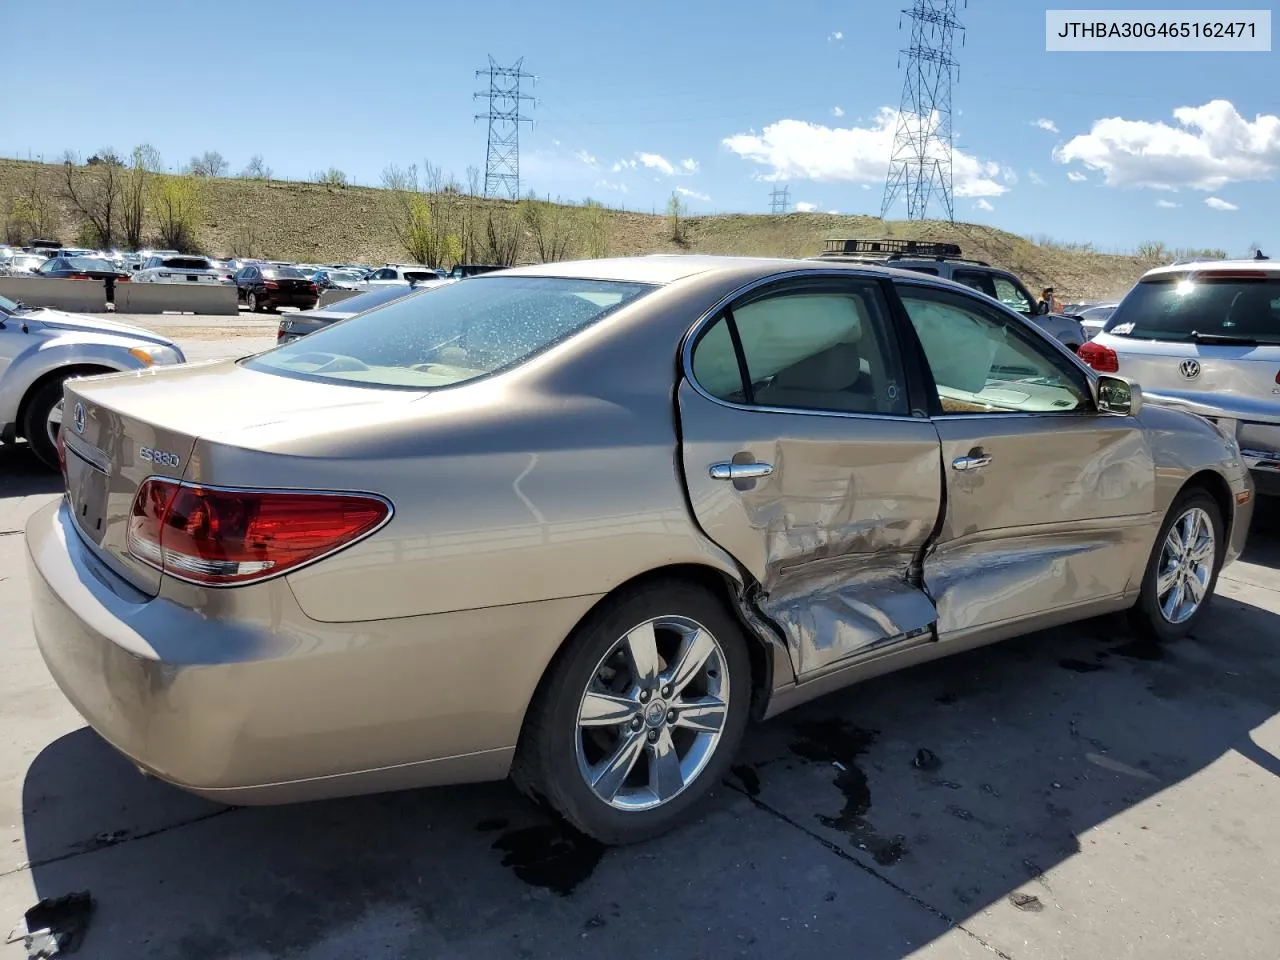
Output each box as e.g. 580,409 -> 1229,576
1,320 -> 1278,960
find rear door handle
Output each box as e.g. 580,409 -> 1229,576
709,461 -> 774,481
952,454 -> 993,472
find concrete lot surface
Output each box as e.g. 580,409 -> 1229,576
0,320 -> 1277,959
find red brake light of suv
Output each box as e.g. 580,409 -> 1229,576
126,479 -> 391,586
1077,341 -> 1119,373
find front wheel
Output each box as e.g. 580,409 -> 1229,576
512,581 -> 752,845
22,377 -> 70,470
1128,489 -> 1224,642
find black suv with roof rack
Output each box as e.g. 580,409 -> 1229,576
810,239 -> 1088,349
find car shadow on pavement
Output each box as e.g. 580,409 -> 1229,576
0,442 -> 62,500
16,512 -> 1280,960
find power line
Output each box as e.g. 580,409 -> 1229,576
769,185 -> 791,214
882,0 -> 965,222
474,56 -> 536,200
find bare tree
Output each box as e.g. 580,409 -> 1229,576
667,191 -> 687,244
61,147 -> 124,248
120,144 -> 162,249
187,151 -> 228,177
239,155 -> 273,180
523,197 -> 573,262
230,223 -> 263,258
380,164 -> 433,265
313,167 -> 348,187
482,206 -> 521,266
4,165 -> 61,244
466,165 -> 482,197
579,199 -> 610,259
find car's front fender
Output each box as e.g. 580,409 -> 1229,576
0,336 -> 142,427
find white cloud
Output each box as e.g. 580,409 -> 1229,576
594,179 -> 628,194
1205,196 -> 1238,211
680,158 -> 699,173
832,106 -> 845,118
861,184 -> 871,190
1028,169 -> 1046,185
1067,171 -> 1087,182
1156,198 -> 1180,208
1034,118 -> 1059,133
552,139 -> 561,147
722,107 -> 1010,198
1055,99 -> 1280,191
637,152 -> 677,176
676,186 -> 711,201
611,159 -> 637,173
974,199 -> 994,211
574,150 -> 598,167
829,30 -> 843,40
795,201 -> 818,212
827,209 -> 840,214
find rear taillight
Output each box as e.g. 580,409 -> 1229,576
56,428 -> 67,482
1077,341 -> 1119,373
307,282 -> 318,294
126,480 -> 390,586
116,275 -> 130,282
68,273 -> 92,280
1275,369 -> 1280,385
264,280 -> 279,290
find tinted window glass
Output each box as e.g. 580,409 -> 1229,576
261,267 -> 306,279
1104,274 -> 1280,344
952,270 -> 997,299
161,257 -> 211,270
323,285 -> 419,313
245,276 -> 655,389
692,284 -> 908,416
66,257 -> 112,270
898,286 -> 1089,414
992,276 -> 1033,314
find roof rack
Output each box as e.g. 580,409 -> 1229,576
815,237 -> 987,265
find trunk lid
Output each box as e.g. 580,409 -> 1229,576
1095,333 -> 1280,422
60,360 -> 419,597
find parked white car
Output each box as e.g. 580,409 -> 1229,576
134,254 -> 223,284
0,253 -> 49,277
0,292 -> 185,468
364,264 -> 444,286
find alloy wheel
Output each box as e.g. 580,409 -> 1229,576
46,399 -> 63,452
1156,506 -> 1216,624
575,615 -> 730,812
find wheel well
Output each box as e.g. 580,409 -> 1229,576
1183,469 -> 1235,541
15,365 -> 117,439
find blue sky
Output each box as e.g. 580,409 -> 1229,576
1,0 -> 1276,254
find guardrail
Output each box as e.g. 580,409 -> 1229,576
0,276 -> 108,312
318,288 -> 362,308
115,283 -> 239,315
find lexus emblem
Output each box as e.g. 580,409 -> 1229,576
72,402 -> 85,434
1179,359 -> 1201,380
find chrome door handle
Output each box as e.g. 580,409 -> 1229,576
952,454 -> 993,472
709,461 -> 774,481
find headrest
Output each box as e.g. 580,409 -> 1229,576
770,342 -> 862,392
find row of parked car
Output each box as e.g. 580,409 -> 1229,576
11,239 -> 1272,852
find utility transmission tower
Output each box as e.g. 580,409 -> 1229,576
881,0 -> 965,222
769,185 -> 791,213
474,56 -> 535,200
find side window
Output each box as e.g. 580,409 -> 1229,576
691,283 -> 908,416
897,285 -> 1091,415
898,265 -> 938,276
992,275 -> 1034,314
952,269 -> 998,299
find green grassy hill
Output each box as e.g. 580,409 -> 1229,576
1,158 -> 1174,301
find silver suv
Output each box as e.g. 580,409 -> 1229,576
0,292 -> 185,468
811,239 -> 1088,350
1083,258 -> 1280,495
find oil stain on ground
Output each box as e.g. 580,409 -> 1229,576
788,719 -> 906,866
1059,657 -> 1105,673
492,823 -> 606,896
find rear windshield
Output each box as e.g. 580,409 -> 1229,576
245,276 -> 656,389
162,257 -> 211,270
320,285 -> 418,313
261,267 -> 305,279
403,271 -> 437,282
1105,273 -> 1280,344
66,256 -> 112,270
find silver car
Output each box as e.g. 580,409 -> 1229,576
27,256 -> 1253,845
1082,259 -> 1280,495
133,254 -> 223,284
0,292 -> 185,467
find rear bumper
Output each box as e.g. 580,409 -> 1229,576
26,498 -> 599,804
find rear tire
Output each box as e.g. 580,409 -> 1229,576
511,580 -> 751,845
22,377 -> 69,470
248,292 -> 260,313
1128,488 -> 1224,643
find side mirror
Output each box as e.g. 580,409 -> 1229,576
1095,375 -> 1142,416
1036,300 -> 1051,315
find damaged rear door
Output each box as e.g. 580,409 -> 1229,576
678,274 -> 944,678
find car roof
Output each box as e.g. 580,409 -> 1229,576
1142,258 -> 1280,278
492,253 -> 977,286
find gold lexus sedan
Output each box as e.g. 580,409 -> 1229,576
26,256 -> 1254,844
